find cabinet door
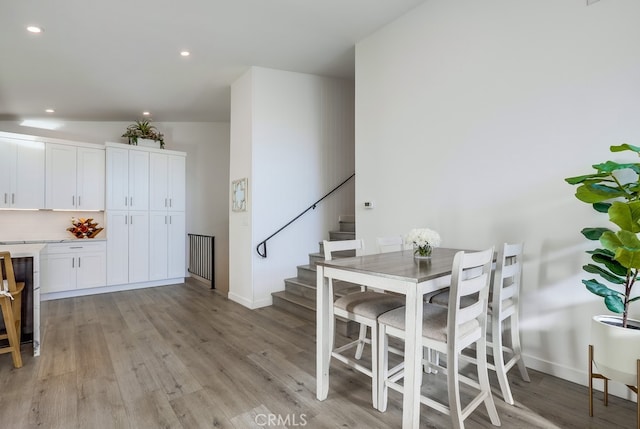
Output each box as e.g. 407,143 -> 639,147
129,150 -> 149,211
107,211 -> 129,286
14,141 -> 45,209
148,212 -> 168,281
42,253 -> 76,293
149,153 -> 168,211
0,139 -> 16,208
167,212 -> 186,278
167,155 -> 186,211
46,143 -> 77,209
106,147 -> 129,210
128,211 -> 149,283
77,148 -> 105,210
76,251 -> 106,289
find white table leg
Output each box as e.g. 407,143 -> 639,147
316,264 -> 330,400
402,283 -> 422,429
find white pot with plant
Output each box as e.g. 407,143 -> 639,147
122,120 -> 165,149
566,143 -> 640,385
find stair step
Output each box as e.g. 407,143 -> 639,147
272,291 -> 358,336
339,220 -> 355,233
329,231 -> 356,241
309,252 -> 324,266
284,277 -> 362,299
318,241 -> 356,257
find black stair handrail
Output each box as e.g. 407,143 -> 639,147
256,173 -> 355,258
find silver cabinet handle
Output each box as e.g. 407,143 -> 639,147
3,193 -> 6,204
72,258 -> 74,268
130,215 -> 133,224
69,246 -> 83,249
78,257 -> 81,268
169,215 -> 172,224
165,215 -> 167,225
125,216 -> 128,225
11,193 -> 14,204
125,196 -> 128,206
130,196 -> 133,206
72,195 -> 75,206
78,196 -> 81,207
169,198 -> 172,208
164,198 -> 168,207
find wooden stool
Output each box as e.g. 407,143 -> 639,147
0,251 -> 24,368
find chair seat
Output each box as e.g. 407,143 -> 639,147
430,290 -> 513,313
378,303 -> 480,343
334,291 -> 405,319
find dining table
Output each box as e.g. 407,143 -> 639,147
315,247 -> 466,429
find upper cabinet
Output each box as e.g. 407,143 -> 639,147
46,143 -> 105,210
0,137 -> 45,209
106,147 -> 149,211
149,152 -> 186,212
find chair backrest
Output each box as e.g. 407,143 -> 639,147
448,247 -> 494,348
0,252 -> 18,293
376,235 -> 404,253
322,239 -> 364,261
492,243 -> 523,319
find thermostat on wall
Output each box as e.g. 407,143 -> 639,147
364,201 -> 374,209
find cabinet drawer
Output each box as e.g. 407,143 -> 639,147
45,241 -> 106,254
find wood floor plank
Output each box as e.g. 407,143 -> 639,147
170,389 -> 236,429
77,375 -> 130,429
28,372 -> 77,429
127,390 -> 184,429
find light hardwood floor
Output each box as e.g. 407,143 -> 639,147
0,280 -> 636,428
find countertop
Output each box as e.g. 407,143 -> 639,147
0,238 -> 106,245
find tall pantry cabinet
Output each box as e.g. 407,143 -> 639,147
105,142 -> 186,286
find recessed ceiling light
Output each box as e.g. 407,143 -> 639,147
45,109 -> 55,113
142,111 -> 150,116
180,51 -> 190,57
27,26 -> 42,33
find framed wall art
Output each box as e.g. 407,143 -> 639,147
232,178 -> 248,212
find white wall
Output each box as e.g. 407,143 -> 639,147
229,67 -> 355,309
0,120 -> 230,293
355,0 -> 640,398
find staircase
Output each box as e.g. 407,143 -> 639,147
271,215 -> 360,335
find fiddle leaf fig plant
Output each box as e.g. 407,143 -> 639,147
565,144 -> 640,328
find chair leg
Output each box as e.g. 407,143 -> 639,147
370,323 -> 378,408
12,293 -> 22,343
447,349 -> 464,429
494,316 -> 514,405
355,323 -> 367,359
378,324 -> 389,412
478,335 -> 501,426
0,298 -> 22,368
511,310 -> 530,382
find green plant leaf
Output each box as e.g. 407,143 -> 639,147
583,279 -> 621,297
565,173 -> 610,185
582,227 -> 611,240
611,143 -> 640,154
604,295 -> 625,313
588,249 -> 628,276
629,296 -> 640,303
593,161 -> 640,175
575,183 -> 627,203
608,201 -> 640,233
582,264 -> 626,284
593,202 -> 611,213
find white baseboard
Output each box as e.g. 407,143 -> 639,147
228,292 -> 272,309
41,278 -> 184,301
524,352 -> 638,401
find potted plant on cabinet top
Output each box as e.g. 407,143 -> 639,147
565,143 -> 640,386
122,120 -> 165,149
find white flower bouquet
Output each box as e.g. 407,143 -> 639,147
406,228 -> 441,257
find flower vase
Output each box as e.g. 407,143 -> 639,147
414,245 -> 432,260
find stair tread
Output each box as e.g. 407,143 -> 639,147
272,290 -> 315,310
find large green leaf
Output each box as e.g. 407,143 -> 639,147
582,264 -> 625,284
565,173 -> 610,185
593,202 -> 611,213
611,143 -> 640,154
575,183 -> 627,203
583,279 -> 621,297
608,201 -> 640,232
588,249 -> 628,276
582,227 -> 611,240
593,161 -> 640,175
605,295 -> 625,313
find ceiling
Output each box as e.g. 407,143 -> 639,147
0,0 -> 425,123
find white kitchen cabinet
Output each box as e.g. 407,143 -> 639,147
41,241 -> 106,293
106,147 -> 149,211
46,143 -> 105,210
106,210 -> 149,285
0,137 -> 45,209
149,153 -> 186,211
149,211 -> 185,280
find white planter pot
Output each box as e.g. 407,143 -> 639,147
137,138 -> 160,148
591,315 -> 640,385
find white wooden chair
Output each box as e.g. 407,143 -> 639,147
377,248 -> 500,428
430,242 -> 530,405
376,235 -> 404,253
323,239 -> 405,408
